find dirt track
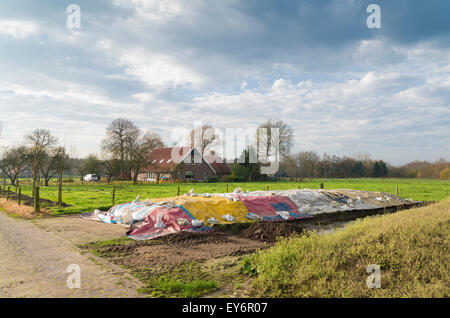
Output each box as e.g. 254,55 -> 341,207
0,211 -> 143,297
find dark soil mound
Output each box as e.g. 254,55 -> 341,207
239,221 -> 304,242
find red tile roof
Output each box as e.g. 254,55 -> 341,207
142,147 -> 191,173
204,155 -> 231,175
141,147 -> 231,176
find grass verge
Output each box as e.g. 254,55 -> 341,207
243,198 -> 450,297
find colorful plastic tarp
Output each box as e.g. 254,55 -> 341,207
83,188 -> 416,240
177,196 -> 250,224
126,206 -> 212,240
238,195 -> 309,221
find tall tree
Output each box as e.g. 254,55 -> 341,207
101,118 -> 140,179
257,119 -> 294,160
188,124 -> 218,156
25,129 -> 57,183
129,131 -> 164,184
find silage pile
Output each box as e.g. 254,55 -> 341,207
82,188 -> 416,240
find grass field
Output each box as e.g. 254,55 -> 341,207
12,178 -> 450,215
242,198 -> 450,297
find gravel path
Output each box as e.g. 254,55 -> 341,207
0,212 -> 143,297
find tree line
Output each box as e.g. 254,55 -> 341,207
1,118 -> 448,185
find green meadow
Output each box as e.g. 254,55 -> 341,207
10,178 -> 449,215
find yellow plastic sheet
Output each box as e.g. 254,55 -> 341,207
177,196 -> 250,224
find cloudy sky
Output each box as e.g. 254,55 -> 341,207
0,0 -> 449,165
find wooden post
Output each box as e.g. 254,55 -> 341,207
320,183 -> 324,189
267,185 -> 269,191
34,186 -> 40,213
177,186 -> 180,196
6,186 -> 10,200
58,182 -> 63,206
298,185 -> 301,190
396,185 -> 399,196
226,184 -> 229,193
18,188 -> 21,206
112,188 -> 116,206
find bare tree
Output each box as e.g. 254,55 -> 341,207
39,148 -> 61,186
129,131 -> 165,184
188,124 -> 218,156
101,118 -> 140,179
54,146 -> 69,183
0,146 -> 28,185
25,129 -> 57,184
257,120 -> 294,160
102,158 -> 121,184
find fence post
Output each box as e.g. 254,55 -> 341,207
6,186 -> 10,200
112,187 -> 116,206
34,186 -> 40,213
177,186 -> 180,196
396,185 -> 399,196
226,184 -> 229,193
267,185 -> 269,191
18,188 -> 21,206
58,181 -> 63,206
320,183 -> 324,189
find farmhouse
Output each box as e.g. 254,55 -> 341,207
137,147 -> 231,182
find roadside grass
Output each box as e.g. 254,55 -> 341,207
136,263 -> 217,298
81,239 -> 251,298
14,178 -> 450,215
242,198 -> 450,297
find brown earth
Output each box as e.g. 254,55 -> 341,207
0,198 -> 53,218
84,232 -> 268,272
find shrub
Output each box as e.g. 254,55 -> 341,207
440,167 -> 450,180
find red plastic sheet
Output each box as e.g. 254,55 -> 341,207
238,195 -> 299,218
127,206 -> 194,240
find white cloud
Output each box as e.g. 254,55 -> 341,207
0,20 -> 38,38
118,49 -> 204,89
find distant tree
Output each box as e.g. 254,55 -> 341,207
129,131 -> 165,184
188,124 -> 218,156
25,129 -> 57,184
257,119 -> 294,160
54,146 -> 69,183
439,167 -> 450,180
231,147 -> 261,181
0,146 -> 28,185
102,118 -> 140,179
102,158 -> 121,183
78,154 -> 103,177
351,160 -> 365,177
372,161 -> 381,177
